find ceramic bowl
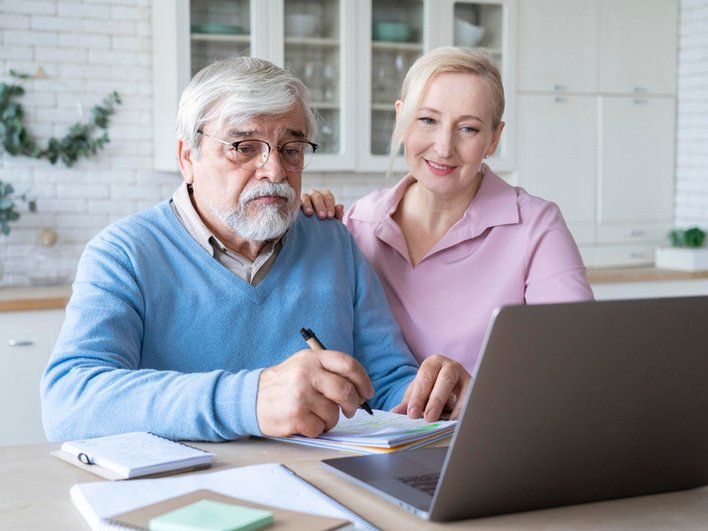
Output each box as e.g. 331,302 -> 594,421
455,19 -> 485,46
286,14 -> 321,37
373,22 -> 411,42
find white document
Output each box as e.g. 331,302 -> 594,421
318,409 -> 456,445
70,462 -> 377,530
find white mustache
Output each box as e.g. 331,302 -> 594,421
240,181 -> 295,204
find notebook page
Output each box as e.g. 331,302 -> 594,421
61,432 -> 213,477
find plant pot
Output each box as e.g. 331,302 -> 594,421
655,247 -> 708,271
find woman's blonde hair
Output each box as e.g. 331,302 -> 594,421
388,46 -> 505,177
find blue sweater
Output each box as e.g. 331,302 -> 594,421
40,201 -> 418,442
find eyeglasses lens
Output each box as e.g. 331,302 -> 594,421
233,141 -> 315,171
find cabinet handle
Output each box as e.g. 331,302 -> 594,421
552,84 -> 567,91
552,96 -> 568,103
7,339 -> 35,347
633,98 -> 648,105
633,86 -> 648,93
629,230 -> 645,237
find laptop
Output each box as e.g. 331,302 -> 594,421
322,296 -> 708,521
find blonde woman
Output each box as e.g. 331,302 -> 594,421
302,47 -> 593,377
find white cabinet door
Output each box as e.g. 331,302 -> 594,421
598,96 -> 675,224
515,0 -> 677,268
517,0 -> 599,93
279,0 -> 358,171
516,94 -> 597,241
599,0 -> 678,95
0,310 -> 65,446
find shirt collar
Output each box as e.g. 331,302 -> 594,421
354,164 -> 520,235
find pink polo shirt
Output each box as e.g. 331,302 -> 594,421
344,166 -> 594,371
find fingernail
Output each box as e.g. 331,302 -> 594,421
304,207 -> 312,214
408,406 -> 421,418
318,210 -> 326,218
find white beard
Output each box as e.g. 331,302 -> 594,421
213,181 -> 298,242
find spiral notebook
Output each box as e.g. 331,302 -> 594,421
69,463 -> 378,530
52,431 -> 214,479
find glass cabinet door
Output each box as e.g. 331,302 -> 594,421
450,0 -> 516,172
190,0 -> 251,75
370,0 -> 424,157
283,0 -> 342,158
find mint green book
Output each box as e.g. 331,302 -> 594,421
149,499 -> 273,531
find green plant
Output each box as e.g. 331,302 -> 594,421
0,180 -> 36,236
0,70 -> 121,167
667,227 -> 706,248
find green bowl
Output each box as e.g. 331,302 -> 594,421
191,24 -> 244,35
373,22 -> 411,42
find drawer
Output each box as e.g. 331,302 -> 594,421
596,223 -> 670,244
0,309 -> 65,446
593,245 -> 657,268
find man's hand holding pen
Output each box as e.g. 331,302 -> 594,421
256,348 -> 375,438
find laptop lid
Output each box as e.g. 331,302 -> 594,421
322,296 -> 708,521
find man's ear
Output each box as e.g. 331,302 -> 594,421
177,139 -> 195,184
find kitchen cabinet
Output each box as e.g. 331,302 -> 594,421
516,94 -> 597,238
516,0 -> 678,267
598,0 -> 677,95
0,309 -> 64,446
599,96 -> 675,224
152,0 -> 517,174
517,0 -> 599,93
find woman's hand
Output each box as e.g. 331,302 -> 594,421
391,355 -> 471,421
300,188 -> 344,221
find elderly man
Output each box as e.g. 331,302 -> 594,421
41,57 -> 469,442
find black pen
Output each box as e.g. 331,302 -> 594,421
300,327 -> 374,415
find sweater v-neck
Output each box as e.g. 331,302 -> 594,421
161,200 -> 297,304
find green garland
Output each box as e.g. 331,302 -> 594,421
0,180 -> 36,236
0,70 -> 121,167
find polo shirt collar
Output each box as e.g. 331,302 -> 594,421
371,165 -> 520,256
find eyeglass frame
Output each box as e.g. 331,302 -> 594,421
196,130 -> 319,171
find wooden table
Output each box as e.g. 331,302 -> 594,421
2,438 -> 708,530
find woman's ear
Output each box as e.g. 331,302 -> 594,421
177,139 -> 195,184
486,121 -> 505,158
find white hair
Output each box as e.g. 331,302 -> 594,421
176,56 -> 318,159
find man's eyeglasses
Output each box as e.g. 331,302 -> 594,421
197,130 -> 318,172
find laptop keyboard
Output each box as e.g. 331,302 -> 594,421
397,472 -> 440,495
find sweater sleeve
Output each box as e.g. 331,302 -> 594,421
344,227 -> 419,410
40,231 -> 262,443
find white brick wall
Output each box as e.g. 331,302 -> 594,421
0,0 -> 706,285
0,0 -> 179,285
675,0 -> 708,229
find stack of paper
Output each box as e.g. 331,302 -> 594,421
267,409 -> 457,454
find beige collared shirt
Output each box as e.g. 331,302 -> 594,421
171,182 -> 282,285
